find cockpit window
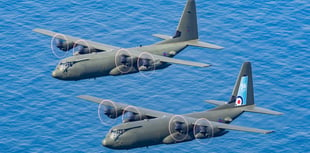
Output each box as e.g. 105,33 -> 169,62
58,62 -> 74,72
110,129 -> 125,140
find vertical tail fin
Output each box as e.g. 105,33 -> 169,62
155,0 -> 224,49
229,62 -> 254,106
206,62 -> 283,115
172,0 -> 198,41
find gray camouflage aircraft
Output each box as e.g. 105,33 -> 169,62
33,0 -> 223,81
77,62 -> 283,150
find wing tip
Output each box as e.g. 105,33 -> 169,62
216,46 -> 225,50
274,112 -> 284,115
32,28 -> 41,32
76,95 -> 91,99
264,130 -> 275,134
77,95 -> 85,98
200,64 -> 211,67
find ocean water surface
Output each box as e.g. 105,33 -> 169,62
0,0 -> 309,152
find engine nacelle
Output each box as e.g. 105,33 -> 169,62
103,106 -> 123,119
194,125 -> 214,139
75,46 -> 99,55
120,55 -> 130,65
123,112 -> 147,123
138,58 -> 155,71
55,39 -> 74,51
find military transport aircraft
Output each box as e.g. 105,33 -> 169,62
33,0 -> 223,81
77,62 -> 283,150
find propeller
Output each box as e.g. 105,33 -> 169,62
72,39 -> 98,55
137,52 -> 155,71
51,34 -> 73,58
120,55 -> 128,65
138,59 -> 151,71
168,115 -> 190,142
113,49 -> 135,74
137,52 -> 157,77
112,49 -> 160,76
174,121 -> 186,133
194,125 -> 208,138
193,118 -> 214,145
55,38 -> 64,48
97,100 -> 121,126
103,106 -> 116,118
164,117 -> 216,144
193,118 -> 214,138
121,106 -> 145,123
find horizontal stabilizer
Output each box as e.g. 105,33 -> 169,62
152,34 -> 172,40
187,40 -> 224,49
213,121 -> 274,134
243,106 -> 283,115
205,100 -> 226,106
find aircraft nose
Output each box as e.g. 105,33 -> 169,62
52,71 -> 57,77
102,138 -> 113,148
52,70 -> 62,79
102,139 -> 107,146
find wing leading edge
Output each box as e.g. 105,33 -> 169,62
34,28 -> 211,68
33,28 -> 120,51
77,95 -> 172,118
210,121 -> 274,134
152,53 -> 211,67
127,49 -> 211,68
183,116 -> 274,134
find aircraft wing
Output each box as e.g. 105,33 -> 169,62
34,28 -> 209,67
184,116 -> 274,134
33,28 -> 120,51
210,121 -> 274,134
151,53 -> 211,67
128,50 -> 211,67
77,95 -> 172,118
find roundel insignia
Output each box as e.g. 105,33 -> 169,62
235,96 -> 243,106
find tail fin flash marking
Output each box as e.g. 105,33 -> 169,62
235,76 -> 248,106
230,62 -> 254,106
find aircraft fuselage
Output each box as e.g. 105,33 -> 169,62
52,42 -> 188,80
103,107 -> 243,150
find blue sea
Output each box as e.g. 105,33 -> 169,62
1,0 -> 309,152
